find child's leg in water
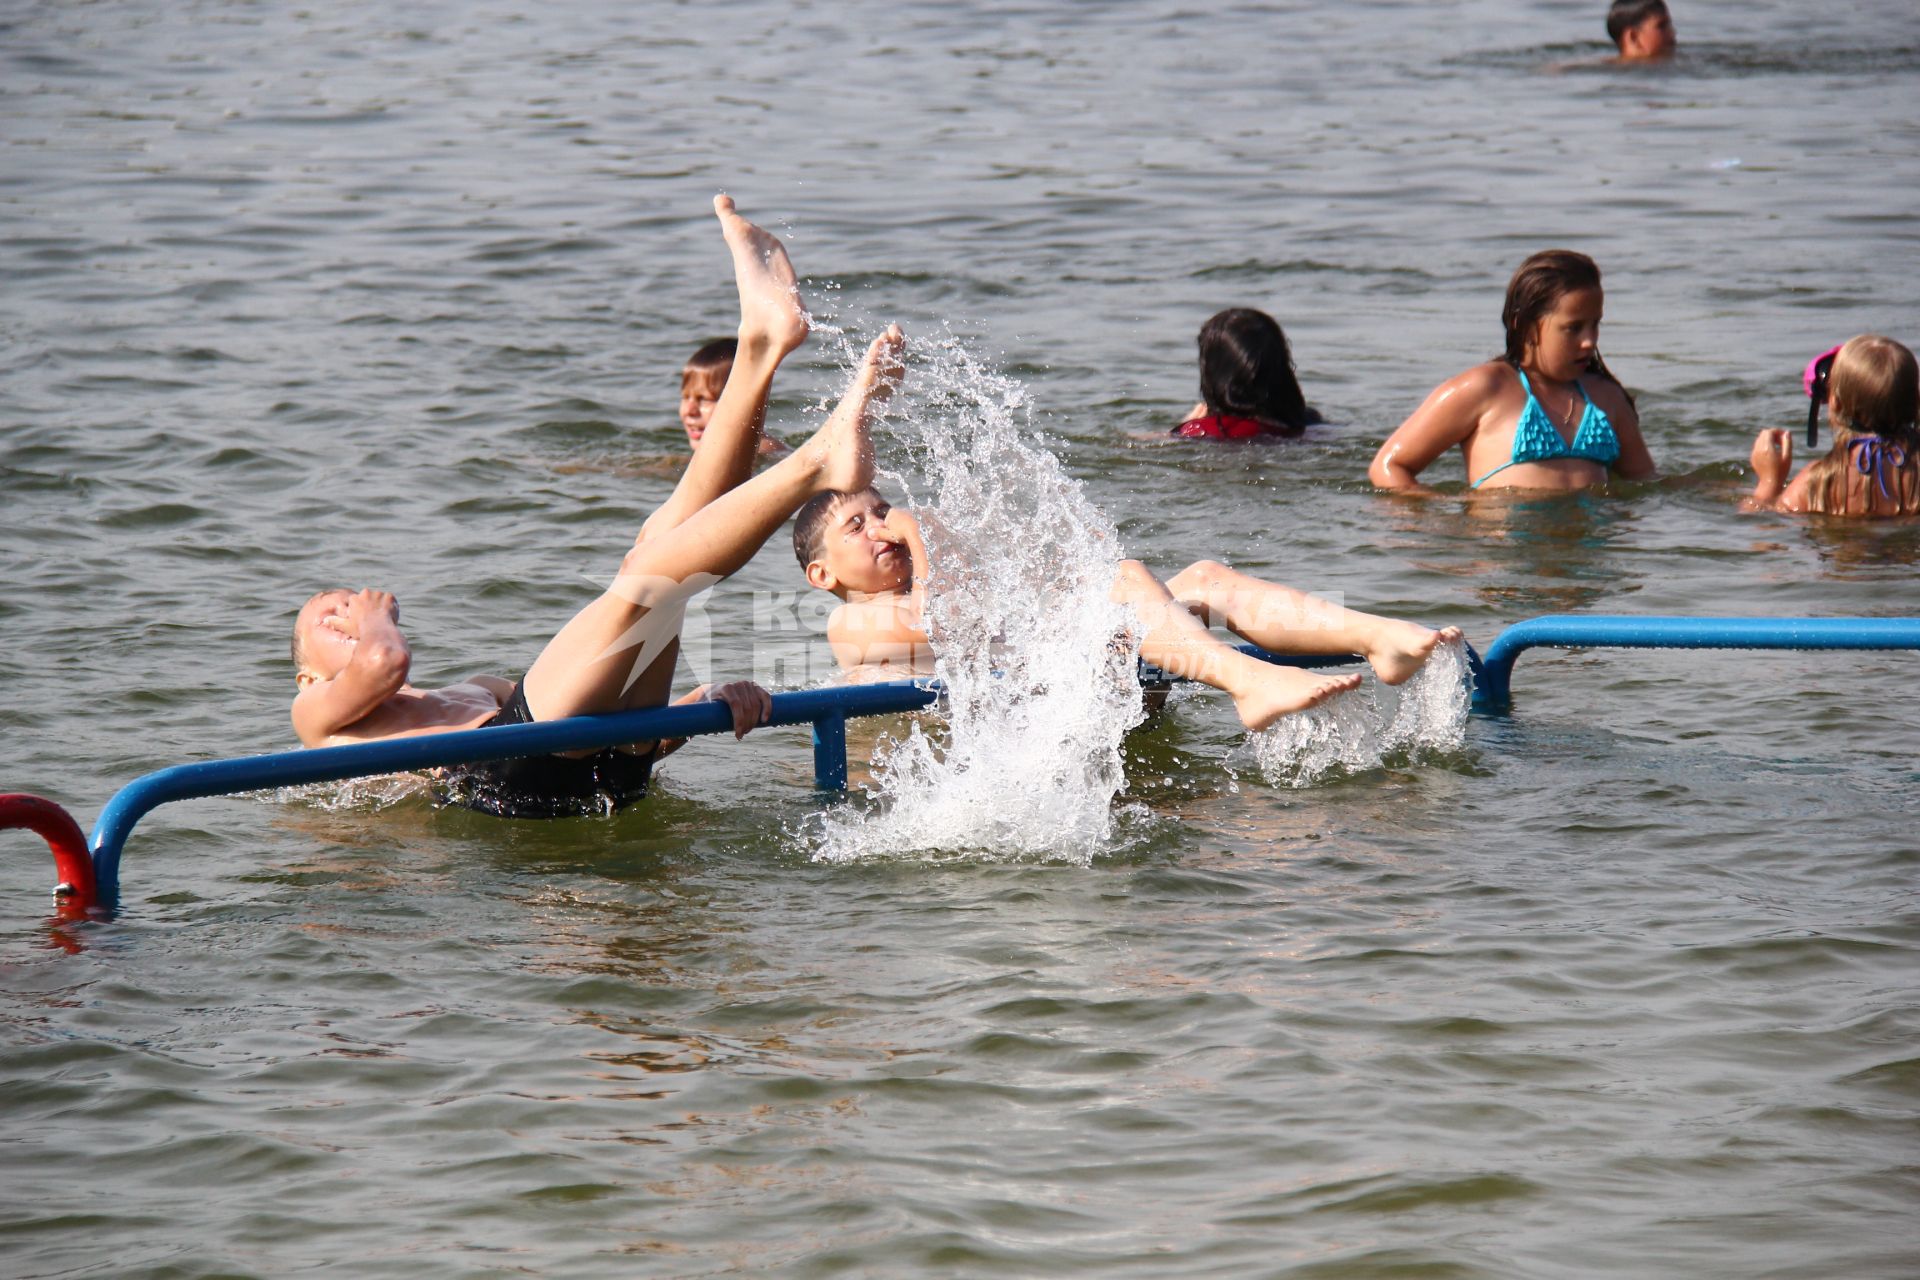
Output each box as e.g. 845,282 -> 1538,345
640,196 -> 812,543
1109,559 -> 1361,731
521,328 -> 903,725
1165,559 -> 1461,685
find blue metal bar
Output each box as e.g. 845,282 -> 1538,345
88,680 -> 938,905
812,712 -> 849,791
1472,615 -> 1920,710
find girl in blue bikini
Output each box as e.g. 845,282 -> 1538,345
1368,250 -> 1658,492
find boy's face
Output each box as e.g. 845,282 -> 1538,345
1621,10 -> 1676,60
679,367 -> 728,447
293,589 -> 359,685
806,491 -> 912,597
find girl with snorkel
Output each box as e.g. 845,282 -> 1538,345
1368,250 -> 1658,492
1747,335 -> 1920,517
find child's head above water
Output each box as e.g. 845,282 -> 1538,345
1828,334 -> 1919,445
1196,308 -> 1312,433
679,337 -> 737,447
1606,0 -> 1676,61
1499,249 -> 1616,384
793,487 -> 907,599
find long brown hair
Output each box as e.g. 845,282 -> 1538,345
1197,308 -> 1313,432
1497,249 -> 1628,394
1800,335 -> 1920,516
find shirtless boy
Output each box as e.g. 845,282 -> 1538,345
791,488 -> 1462,732
289,195 -> 905,816
1606,0 -> 1677,63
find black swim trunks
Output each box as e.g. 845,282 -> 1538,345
437,682 -> 658,819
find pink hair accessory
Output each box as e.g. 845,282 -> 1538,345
1803,345 -> 1843,397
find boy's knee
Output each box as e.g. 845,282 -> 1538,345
1170,559 -> 1225,590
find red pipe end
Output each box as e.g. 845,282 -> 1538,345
0,794 -> 98,917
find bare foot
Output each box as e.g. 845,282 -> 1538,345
798,325 -> 905,495
1367,622 -> 1463,686
714,194 -> 809,359
1230,665 -> 1362,731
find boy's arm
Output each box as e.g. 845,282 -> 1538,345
875,507 -> 933,626
653,680 -> 773,758
291,590 -> 412,746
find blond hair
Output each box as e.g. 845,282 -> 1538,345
1802,335 -> 1920,516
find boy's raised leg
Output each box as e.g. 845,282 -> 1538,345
640,195 -> 812,543
1111,560 -> 1361,731
1166,560 -> 1461,685
522,328 -> 904,723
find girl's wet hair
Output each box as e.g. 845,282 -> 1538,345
1801,335 -> 1920,515
1196,308 -> 1313,433
1498,249 -> 1627,394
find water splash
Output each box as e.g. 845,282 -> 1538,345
271,774 -> 433,811
811,328 -> 1144,865
1241,640 -> 1471,788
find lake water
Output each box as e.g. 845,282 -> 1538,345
3,0 -> 1918,1275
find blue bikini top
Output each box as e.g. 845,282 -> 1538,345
1473,369 -> 1621,488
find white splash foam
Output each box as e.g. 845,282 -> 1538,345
270,773 -> 433,811
811,329 -> 1144,865
1240,640 -> 1471,788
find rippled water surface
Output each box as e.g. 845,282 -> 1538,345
4,1 -> 1918,1275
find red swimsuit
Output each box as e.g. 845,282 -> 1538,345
1174,413 -> 1289,440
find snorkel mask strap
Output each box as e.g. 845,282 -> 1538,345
1803,344 -> 1842,448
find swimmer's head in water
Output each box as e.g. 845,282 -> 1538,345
1607,0 -> 1675,60
291,589 -> 356,686
679,337 -> 736,447
1829,335 -> 1920,444
1196,308 -> 1310,434
1500,250 -> 1618,386
793,487 -> 908,598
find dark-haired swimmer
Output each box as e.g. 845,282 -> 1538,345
1606,0 -> 1677,63
792,489 -> 1462,730
680,336 -> 786,456
1174,308 -> 1323,440
1368,250 -> 1657,493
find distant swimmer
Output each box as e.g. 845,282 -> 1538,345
1367,249 -> 1657,494
288,194 -> 904,816
679,335 -> 786,456
792,488 -> 1460,730
1606,0 -> 1678,64
1745,335 -> 1920,518
1173,308 -> 1323,440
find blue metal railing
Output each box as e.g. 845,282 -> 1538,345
1470,615 -> 1920,710
87,681 -> 938,904
7,615 -> 1917,916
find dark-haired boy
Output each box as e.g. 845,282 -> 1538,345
1607,0 -> 1677,62
791,488 -> 1461,729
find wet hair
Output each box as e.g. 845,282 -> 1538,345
1196,308 -> 1314,434
1606,0 -> 1668,47
681,337 -> 736,390
1800,335 -> 1920,516
1497,249 -> 1628,394
793,488 -> 882,571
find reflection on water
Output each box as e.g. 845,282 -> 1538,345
4,0 -> 1920,1275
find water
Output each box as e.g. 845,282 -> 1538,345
4,0 -> 1919,1275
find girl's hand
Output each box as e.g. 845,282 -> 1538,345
707,680 -> 773,739
1750,429 -> 1792,488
